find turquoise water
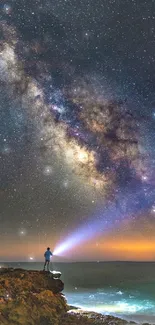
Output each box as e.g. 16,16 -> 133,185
2,262 -> 155,323
65,288 -> 155,323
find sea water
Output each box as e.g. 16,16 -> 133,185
2,262 -> 155,323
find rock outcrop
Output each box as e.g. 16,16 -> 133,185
0,268 -> 67,325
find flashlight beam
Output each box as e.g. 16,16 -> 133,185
53,187 -> 154,256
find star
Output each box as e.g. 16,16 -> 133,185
18,229 -> 27,237
151,206 -> 155,213
142,175 -> 148,181
43,166 -> 53,176
63,180 -> 69,188
3,4 -> 12,15
2,145 -> 11,154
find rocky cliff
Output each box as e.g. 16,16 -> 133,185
0,268 -> 145,325
0,268 -> 67,325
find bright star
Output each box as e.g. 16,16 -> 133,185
3,4 -> 12,15
43,165 -> 53,175
152,206 -> 155,213
142,175 -> 148,181
19,229 -> 27,236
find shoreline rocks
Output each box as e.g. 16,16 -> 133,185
67,309 -> 136,325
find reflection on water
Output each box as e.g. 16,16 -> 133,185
65,289 -> 155,322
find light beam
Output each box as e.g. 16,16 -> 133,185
53,188 -> 153,256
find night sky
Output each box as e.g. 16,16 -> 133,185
1,0 -> 155,262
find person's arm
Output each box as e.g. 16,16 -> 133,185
50,251 -> 53,256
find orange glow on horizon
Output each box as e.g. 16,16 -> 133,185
107,241 -> 155,252
1,238 -> 155,262
81,238 -> 155,261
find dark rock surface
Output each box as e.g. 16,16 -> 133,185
0,268 -> 67,325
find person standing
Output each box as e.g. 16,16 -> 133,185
43,247 -> 53,272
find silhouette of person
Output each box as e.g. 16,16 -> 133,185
43,247 -> 53,272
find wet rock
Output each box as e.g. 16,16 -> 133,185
66,309 -> 135,325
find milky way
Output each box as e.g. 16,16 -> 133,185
0,20 -> 149,196
1,0 -> 155,261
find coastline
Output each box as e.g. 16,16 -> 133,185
67,307 -> 136,325
67,305 -> 155,325
0,267 -> 154,325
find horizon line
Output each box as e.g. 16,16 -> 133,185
1,260 -> 155,263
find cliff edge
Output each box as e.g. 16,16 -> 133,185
0,268 -> 67,325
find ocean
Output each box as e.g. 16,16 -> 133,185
1,261 -> 155,323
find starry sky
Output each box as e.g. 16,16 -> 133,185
1,0 -> 155,262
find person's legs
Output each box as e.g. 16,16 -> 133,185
47,260 -> 50,271
43,260 -> 47,271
